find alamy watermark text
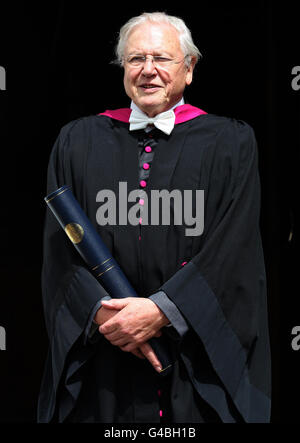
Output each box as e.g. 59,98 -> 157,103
0,66 -> 6,90
291,66 -> 300,91
0,326 -> 6,350
96,182 -> 204,237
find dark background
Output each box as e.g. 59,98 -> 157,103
0,0 -> 299,423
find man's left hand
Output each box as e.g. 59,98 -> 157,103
99,297 -> 170,352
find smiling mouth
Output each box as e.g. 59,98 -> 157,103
139,85 -> 162,93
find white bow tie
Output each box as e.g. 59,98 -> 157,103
129,108 -> 175,135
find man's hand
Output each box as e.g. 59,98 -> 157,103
99,297 -> 169,348
99,297 -> 170,371
93,301 -> 166,372
94,305 -> 146,360
94,304 -> 119,325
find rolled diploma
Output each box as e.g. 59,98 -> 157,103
45,185 -> 172,374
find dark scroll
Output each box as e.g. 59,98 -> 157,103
45,185 -> 172,375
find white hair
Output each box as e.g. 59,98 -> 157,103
115,12 -> 202,67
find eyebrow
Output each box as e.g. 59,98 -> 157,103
126,51 -> 173,57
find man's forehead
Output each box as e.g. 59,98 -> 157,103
125,22 -> 181,52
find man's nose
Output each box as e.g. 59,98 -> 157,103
141,58 -> 157,75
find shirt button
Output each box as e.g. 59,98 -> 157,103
143,163 -> 150,170
140,180 -> 147,188
145,146 -> 152,153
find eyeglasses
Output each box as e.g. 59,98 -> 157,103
125,54 -> 189,69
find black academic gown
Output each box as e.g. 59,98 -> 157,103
37,108 -> 271,423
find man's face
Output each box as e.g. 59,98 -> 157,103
123,22 -> 195,117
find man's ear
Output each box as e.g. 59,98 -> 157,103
185,56 -> 197,86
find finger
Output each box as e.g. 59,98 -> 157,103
153,330 -> 162,338
103,330 -> 123,341
101,298 -> 130,310
104,328 -> 136,345
106,336 -> 129,347
139,343 -> 162,373
120,342 -> 138,353
120,343 -> 132,353
95,307 -> 120,326
99,320 -> 119,335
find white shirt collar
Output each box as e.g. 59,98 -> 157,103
130,97 -> 185,116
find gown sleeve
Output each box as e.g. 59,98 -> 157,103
38,120 -> 111,422
159,119 -> 271,423
149,291 -> 189,338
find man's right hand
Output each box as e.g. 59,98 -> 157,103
94,304 -> 119,326
94,306 -> 162,372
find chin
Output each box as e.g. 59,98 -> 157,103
138,98 -> 167,114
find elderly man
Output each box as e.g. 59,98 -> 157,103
38,12 -> 271,423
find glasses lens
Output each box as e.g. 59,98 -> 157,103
128,56 -> 145,66
127,55 -> 175,68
